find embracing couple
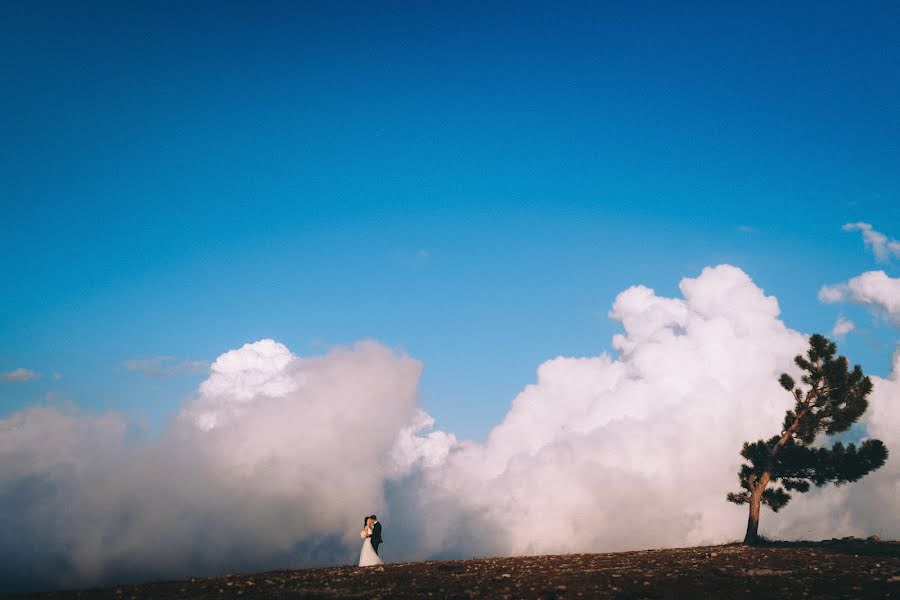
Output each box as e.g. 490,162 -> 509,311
358,514 -> 383,567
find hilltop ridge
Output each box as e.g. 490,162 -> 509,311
11,539 -> 900,599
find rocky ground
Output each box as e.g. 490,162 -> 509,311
10,539 -> 900,599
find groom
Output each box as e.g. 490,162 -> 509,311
368,515 -> 383,555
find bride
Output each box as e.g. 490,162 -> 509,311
358,516 -> 383,567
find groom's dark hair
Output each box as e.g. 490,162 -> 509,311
370,515 -> 377,521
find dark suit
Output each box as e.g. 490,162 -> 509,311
370,521 -> 383,554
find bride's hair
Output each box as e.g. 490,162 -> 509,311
363,516 -> 368,529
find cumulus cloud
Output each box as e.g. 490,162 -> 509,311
394,266 -> 898,555
819,271 -> 900,324
393,265 -> 812,557
0,341 -> 422,593
831,316 -> 855,338
855,348 -> 900,532
0,367 -> 39,382
387,409 -> 457,477
843,222 -> 900,262
2,265 -> 897,594
124,357 -> 210,378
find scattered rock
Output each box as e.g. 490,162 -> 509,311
745,568 -> 793,576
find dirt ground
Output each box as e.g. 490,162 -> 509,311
10,539 -> 900,599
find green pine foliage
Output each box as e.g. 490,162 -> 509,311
728,334 -> 888,542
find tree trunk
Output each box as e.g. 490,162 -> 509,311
739,395 -> 807,546
743,472 -> 770,545
743,487 -> 762,544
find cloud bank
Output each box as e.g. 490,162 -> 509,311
392,265 -> 813,557
1,265 -> 897,593
1,341 -> 422,593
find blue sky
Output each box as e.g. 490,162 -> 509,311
2,1 -> 898,440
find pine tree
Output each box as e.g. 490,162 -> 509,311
727,334 -> 888,545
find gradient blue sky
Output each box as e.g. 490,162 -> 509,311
2,1 -> 898,440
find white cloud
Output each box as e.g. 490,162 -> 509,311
124,357 -> 210,378
394,265 -> 811,556
0,340 -> 422,593
818,285 -> 846,303
0,368 -> 38,382
180,340 -> 297,430
2,265 -> 897,594
819,271 -> 900,324
856,347 -> 900,534
843,222 -> 900,262
388,410 -> 457,477
396,266 -> 900,557
831,316 -> 855,338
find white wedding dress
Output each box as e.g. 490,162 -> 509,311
358,526 -> 383,567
